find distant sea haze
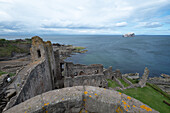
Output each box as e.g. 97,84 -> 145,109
1,35 -> 170,77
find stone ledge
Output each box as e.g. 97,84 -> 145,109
4,86 -> 159,113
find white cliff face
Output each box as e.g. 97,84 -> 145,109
123,32 -> 135,37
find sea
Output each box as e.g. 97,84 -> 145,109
1,35 -> 170,77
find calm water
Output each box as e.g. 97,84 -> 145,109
1,35 -> 170,77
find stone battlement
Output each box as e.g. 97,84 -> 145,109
4,86 -> 158,113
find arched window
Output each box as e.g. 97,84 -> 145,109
95,70 -> 99,74
37,49 -> 41,58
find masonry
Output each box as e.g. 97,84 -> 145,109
63,62 -> 107,88
4,86 -> 158,113
2,36 -> 61,111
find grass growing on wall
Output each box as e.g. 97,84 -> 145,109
118,85 -> 170,113
126,78 -> 139,84
107,79 -> 120,88
0,71 -> 7,76
0,71 -> 15,77
118,78 -> 130,87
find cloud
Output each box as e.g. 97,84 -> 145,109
115,22 -> 127,27
0,0 -> 170,35
137,22 -> 163,28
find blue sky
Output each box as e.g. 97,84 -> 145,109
0,0 -> 170,35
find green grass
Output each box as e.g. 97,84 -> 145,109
0,38 -> 31,57
118,85 -> 170,113
0,71 -> 7,76
0,45 -> 28,57
73,46 -> 87,53
126,78 -> 139,84
0,71 -> 15,77
74,46 -> 86,50
118,78 -> 130,87
0,38 -> 31,44
107,79 -> 120,88
146,82 -> 170,100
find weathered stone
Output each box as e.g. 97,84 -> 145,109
139,67 -> 149,88
64,75 -> 108,88
4,86 -> 159,113
3,36 -> 60,110
0,74 -> 10,113
64,62 -> 103,77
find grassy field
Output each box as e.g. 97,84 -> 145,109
107,78 -> 170,113
0,39 -> 31,57
107,79 -> 120,88
118,78 -> 130,87
117,85 -> 170,113
0,45 -> 27,57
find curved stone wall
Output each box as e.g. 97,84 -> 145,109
4,86 -> 159,113
3,36 -> 58,110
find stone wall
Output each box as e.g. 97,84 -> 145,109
4,86 -> 159,113
64,75 -> 108,88
54,50 -> 63,88
148,77 -> 170,94
139,67 -> 149,88
4,59 -> 53,110
103,66 -> 113,79
0,74 -> 11,113
3,36 -> 59,111
64,62 -> 103,77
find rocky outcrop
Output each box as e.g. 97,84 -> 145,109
123,32 -> 135,37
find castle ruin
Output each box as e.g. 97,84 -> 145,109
0,36 -> 158,113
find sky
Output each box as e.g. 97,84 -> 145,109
0,0 -> 170,35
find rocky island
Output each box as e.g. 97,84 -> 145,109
123,32 -> 135,37
0,36 -> 169,113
